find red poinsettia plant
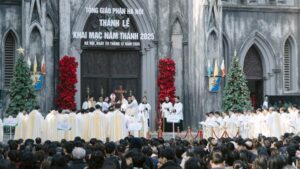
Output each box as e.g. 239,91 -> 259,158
56,56 -> 78,110
157,58 -> 176,128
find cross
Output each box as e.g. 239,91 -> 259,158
115,85 -> 127,98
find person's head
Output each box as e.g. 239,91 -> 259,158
165,96 -> 169,102
51,154 -> 67,168
128,96 -> 132,102
175,96 -> 180,103
267,155 -> 287,169
72,147 -> 86,160
101,159 -> 118,169
233,160 -> 248,169
142,146 -> 153,157
185,157 -> 206,169
99,96 -> 103,102
252,155 -> 267,169
88,151 -> 105,169
7,150 -> 18,162
105,142 -> 116,155
35,137 -> 42,144
95,104 -> 101,110
264,95 -> 268,101
158,148 -> 175,166
210,150 -> 225,168
142,96 -> 147,103
89,97 -> 94,101
34,105 -> 40,110
20,151 -> 35,168
104,97 -> 109,102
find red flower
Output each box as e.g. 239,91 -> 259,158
156,58 -> 176,129
56,56 -> 78,110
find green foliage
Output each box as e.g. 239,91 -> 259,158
223,56 -> 252,111
6,52 -> 37,116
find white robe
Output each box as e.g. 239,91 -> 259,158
82,101 -> 89,110
138,103 -> 151,121
68,112 -> 77,141
268,111 -> 282,139
161,102 -> 173,118
57,113 -> 70,141
107,110 -> 127,142
121,99 -> 129,112
14,112 -> 26,140
44,111 -> 59,141
227,114 -> 239,138
280,113 -> 291,135
76,113 -> 84,138
102,102 -> 109,112
90,110 -> 108,141
173,102 -> 183,120
26,110 -> 44,139
126,100 -> 138,116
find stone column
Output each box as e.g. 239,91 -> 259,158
186,0 -> 206,129
59,0 -> 71,57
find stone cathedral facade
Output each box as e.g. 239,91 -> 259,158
0,0 -> 299,129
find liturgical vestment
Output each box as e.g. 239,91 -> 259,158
90,109 -> 108,141
26,110 -> 44,139
107,109 -> 127,142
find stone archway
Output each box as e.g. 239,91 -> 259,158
243,45 -> 264,108
239,32 -> 277,95
70,0 -> 157,129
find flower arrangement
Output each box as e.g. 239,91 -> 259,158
56,56 -> 78,110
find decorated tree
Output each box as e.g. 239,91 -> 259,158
56,56 -> 78,110
157,58 -> 176,127
6,48 -> 37,116
223,55 -> 252,111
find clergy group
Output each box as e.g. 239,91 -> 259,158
201,106 -> 300,139
14,95 -> 152,142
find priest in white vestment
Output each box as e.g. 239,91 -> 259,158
68,110 -> 77,141
82,109 -> 93,141
126,96 -> 138,116
57,110 -> 70,141
76,111 -> 84,138
261,109 -> 271,137
14,111 -> 27,140
267,108 -> 281,138
102,97 -> 110,113
44,109 -> 59,141
96,96 -> 104,108
26,106 -> 44,139
90,105 -> 108,141
107,104 -> 127,142
120,96 -> 129,113
161,96 -> 173,132
279,108 -> 290,135
138,96 -> 151,136
173,96 -> 183,131
227,111 -> 239,138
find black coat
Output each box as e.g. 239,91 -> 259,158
68,159 -> 87,169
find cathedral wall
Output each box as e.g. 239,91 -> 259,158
223,6 -> 300,96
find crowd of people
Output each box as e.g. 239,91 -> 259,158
1,132 -> 300,169
201,106 -> 300,139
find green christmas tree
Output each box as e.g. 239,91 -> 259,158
6,48 -> 37,116
223,53 -> 252,112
